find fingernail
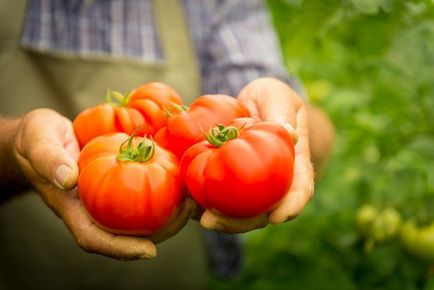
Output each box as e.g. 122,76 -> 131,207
54,164 -> 71,190
283,122 -> 298,144
201,217 -> 225,231
140,252 -> 156,259
205,222 -> 225,231
140,246 -> 157,259
285,214 -> 298,222
213,222 -> 226,231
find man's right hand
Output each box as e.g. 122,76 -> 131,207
8,108 -> 194,260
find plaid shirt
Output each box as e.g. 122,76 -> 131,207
21,0 -> 302,97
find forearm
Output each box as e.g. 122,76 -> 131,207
0,116 -> 30,197
306,105 -> 336,178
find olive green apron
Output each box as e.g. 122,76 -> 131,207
0,1 -> 208,289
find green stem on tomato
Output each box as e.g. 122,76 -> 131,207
163,108 -> 173,118
170,101 -> 189,113
117,128 -> 155,162
105,89 -> 131,107
204,124 -> 239,147
163,101 -> 189,118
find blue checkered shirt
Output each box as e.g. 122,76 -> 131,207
21,0 -> 302,97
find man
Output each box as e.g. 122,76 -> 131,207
0,0 -> 332,289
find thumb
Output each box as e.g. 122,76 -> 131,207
17,109 -> 80,190
27,139 -> 79,191
238,78 -> 301,142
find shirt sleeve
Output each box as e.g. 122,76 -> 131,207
184,0 -> 305,97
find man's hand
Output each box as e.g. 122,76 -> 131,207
10,108 -> 194,260
200,78 -> 315,233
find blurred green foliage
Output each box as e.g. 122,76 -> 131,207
212,0 -> 434,289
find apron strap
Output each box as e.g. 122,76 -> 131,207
154,0 -> 200,104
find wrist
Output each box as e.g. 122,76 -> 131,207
0,117 -> 31,198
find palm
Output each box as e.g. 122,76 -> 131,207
200,78 -> 314,233
13,109 -> 195,260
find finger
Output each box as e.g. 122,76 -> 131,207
200,210 -> 268,234
62,192 -> 157,260
256,84 -> 299,126
17,109 -> 79,190
282,122 -> 299,145
268,105 -> 314,224
257,84 -> 302,145
267,170 -> 314,224
150,198 -> 198,243
237,78 -> 302,143
238,78 -> 302,123
268,140 -> 314,223
64,120 -> 81,162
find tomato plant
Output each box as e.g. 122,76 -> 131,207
77,132 -> 183,236
212,1 -> 434,289
73,82 -> 182,148
357,205 -> 402,241
356,204 -> 402,252
154,94 -> 249,158
181,118 -> 295,218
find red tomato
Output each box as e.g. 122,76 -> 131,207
154,94 -> 249,158
73,82 -> 182,148
180,118 -> 295,218
78,132 -> 183,236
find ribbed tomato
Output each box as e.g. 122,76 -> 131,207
73,82 -> 182,148
180,118 -> 295,218
154,94 -> 249,158
77,132 -> 183,236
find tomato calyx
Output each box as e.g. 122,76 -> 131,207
171,101 -> 189,112
205,124 -> 239,147
164,102 -> 189,118
117,134 -> 155,162
105,89 -> 132,107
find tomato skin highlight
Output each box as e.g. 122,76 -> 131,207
73,82 -> 183,148
154,94 -> 249,159
78,133 -> 183,236
181,119 -> 295,218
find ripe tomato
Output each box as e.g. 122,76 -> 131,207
77,132 -> 183,236
73,82 -> 182,148
180,118 -> 295,218
154,94 -> 249,158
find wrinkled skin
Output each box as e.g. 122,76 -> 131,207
11,109 -> 196,260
